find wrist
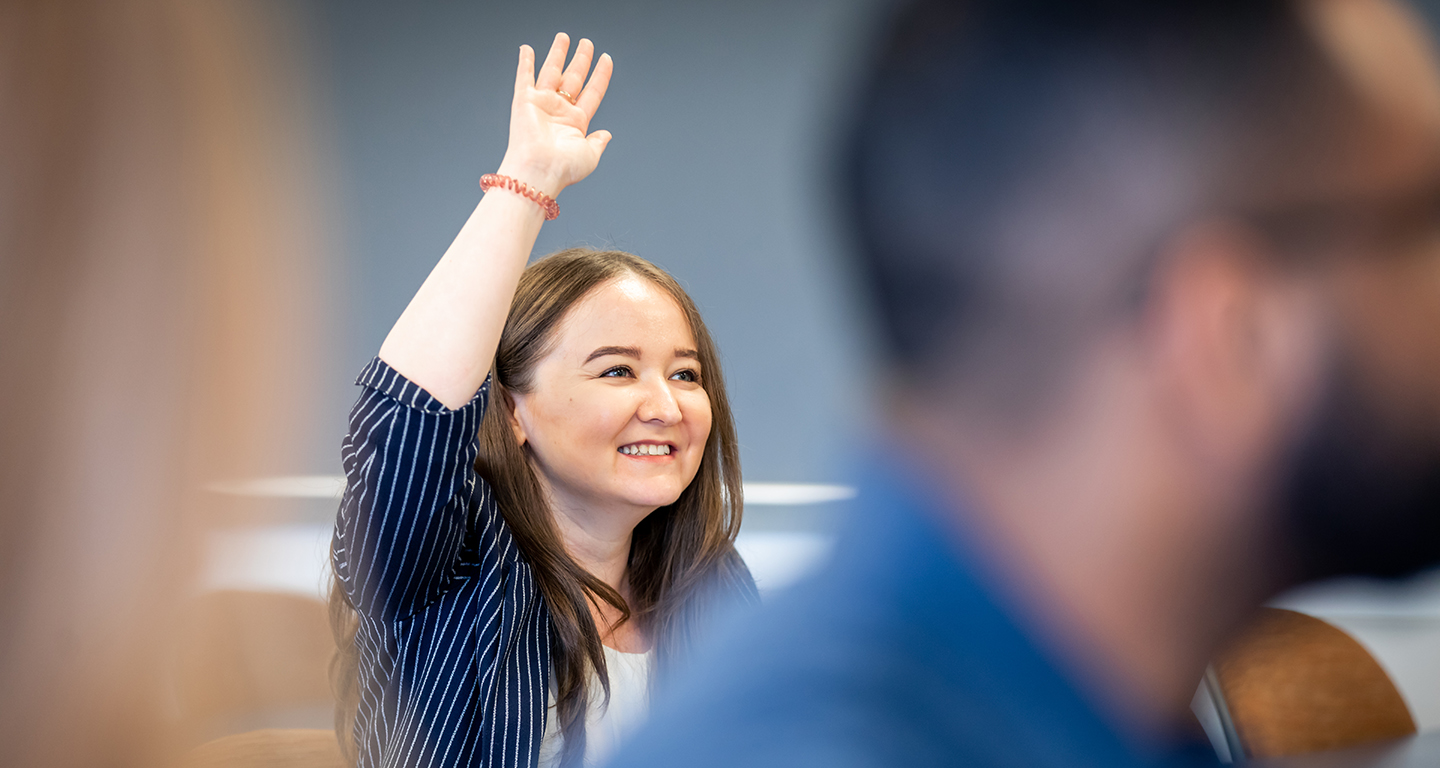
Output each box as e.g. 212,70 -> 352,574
494,158 -> 565,200
480,173 -> 559,220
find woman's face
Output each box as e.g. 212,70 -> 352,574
509,275 -> 713,521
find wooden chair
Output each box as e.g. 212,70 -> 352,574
1208,608 -> 1415,760
181,728 -> 345,768
173,590 -> 336,741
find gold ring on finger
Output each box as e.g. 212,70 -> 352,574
556,89 -> 576,105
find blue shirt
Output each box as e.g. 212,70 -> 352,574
611,456 -> 1219,768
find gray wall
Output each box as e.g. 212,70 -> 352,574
298,0 -> 1440,488
301,0 -> 888,491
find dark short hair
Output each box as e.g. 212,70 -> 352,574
842,0 -> 1362,402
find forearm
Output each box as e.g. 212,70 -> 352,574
376,33 -> 610,410
378,172 -> 555,410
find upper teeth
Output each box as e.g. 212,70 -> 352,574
621,444 -> 671,456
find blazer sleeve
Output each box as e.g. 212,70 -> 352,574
332,357 -> 493,623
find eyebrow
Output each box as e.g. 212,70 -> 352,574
584,346 -> 701,364
585,346 -> 641,364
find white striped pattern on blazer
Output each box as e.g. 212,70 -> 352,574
334,358 -> 550,768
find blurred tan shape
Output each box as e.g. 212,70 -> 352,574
174,592 -> 335,742
181,729 -> 344,768
0,0 -> 330,766
1304,0 -> 1440,132
1214,607 -> 1415,759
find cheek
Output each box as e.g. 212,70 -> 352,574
683,392 -> 714,453
1334,256 -> 1440,426
531,388 -> 634,448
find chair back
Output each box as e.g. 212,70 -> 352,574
1212,607 -> 1415,759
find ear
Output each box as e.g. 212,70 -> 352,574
1147,221 -> 1325,478
503,387 -> 529,447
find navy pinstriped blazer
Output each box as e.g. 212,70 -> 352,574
333,358 -> 549,768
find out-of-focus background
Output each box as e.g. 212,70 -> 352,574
9,0 -> 1440,763
296,0 -> 885,489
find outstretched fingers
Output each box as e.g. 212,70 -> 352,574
514,44 -> 535,98
557,38 -> 594,104
575,52 -> 613,119
534,32 -> 570,92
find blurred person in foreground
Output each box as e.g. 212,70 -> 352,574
0,1 -> 326,765
613,0 -> 1440,766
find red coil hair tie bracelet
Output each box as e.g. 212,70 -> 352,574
480,173 -> 559,220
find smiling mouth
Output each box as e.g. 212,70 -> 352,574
619,443 -> 673,456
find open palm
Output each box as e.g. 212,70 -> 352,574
499,33 -> 614,197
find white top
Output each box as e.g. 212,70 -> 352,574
537,645 -> 654,768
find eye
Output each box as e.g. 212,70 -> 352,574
600,365 -> 634,378
670,369 -> 699,383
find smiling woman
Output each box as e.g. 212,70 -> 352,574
328,33 -> 756,768
505,265 -> 716,539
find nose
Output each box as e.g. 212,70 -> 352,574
636,375 -> 682,426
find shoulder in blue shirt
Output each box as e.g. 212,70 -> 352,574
611,452 -> 1220,768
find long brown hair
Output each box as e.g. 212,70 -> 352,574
331,248 -> 756,767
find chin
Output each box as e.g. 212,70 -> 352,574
621,485 -> 686,510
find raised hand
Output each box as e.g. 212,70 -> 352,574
497,33 -> 614,199
380,33 -> 613,408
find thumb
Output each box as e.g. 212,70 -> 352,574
586,129 -> 613,157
